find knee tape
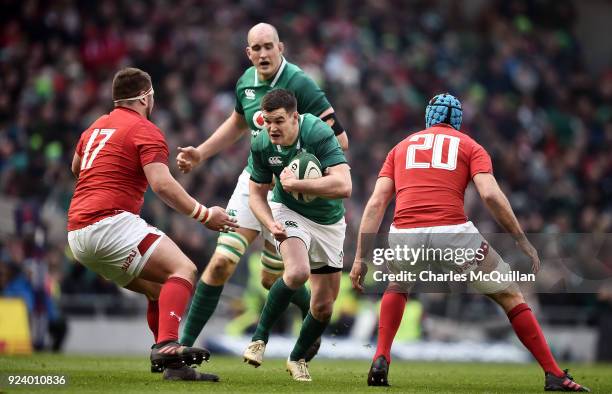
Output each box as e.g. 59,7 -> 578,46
261,249 -> 284,273
216,233 -> 248,264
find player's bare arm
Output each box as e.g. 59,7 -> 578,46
248,179 -> 286,241
71,152 -> 81,178
350,177 -> 395,291
176,110 -> 249,173
279,163 -> 351,199
319,107 -> 348,151
473,172 -> 540,273
144,162 -> 238,232
335,131 -> 349,151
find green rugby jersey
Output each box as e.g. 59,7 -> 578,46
234,57 -> 331,173
250,113 -> 347,225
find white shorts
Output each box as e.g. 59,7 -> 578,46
226,169 -> 274,243
272,203 -> 346,271
388,221 -> 511,294
67,211 -> 165,287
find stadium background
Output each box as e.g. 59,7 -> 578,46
1,0 -> 611,365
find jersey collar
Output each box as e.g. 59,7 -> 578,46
432,123 -> 455,130
275,114 -> 303,152
114,106 -> 144,118
254,57 -> 287,88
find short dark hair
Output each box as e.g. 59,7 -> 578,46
112,67 -> 152,102
261,89 -> 297,113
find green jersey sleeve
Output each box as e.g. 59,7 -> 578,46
313,124 -> 347,170
288,72 -> 331,116
234,86 -> 244,115
249,147 -> 273,184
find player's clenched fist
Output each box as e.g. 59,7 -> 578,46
350,260 -> 368,292
204,207 -> 239,233
279,167 -> 297,192
176,146 -> 202,174
269,221 -> 287,242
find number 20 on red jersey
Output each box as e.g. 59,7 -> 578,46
405,133 -> 460,170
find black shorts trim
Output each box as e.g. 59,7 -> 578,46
310,265 -> 342,274
249,176 -> 272,184
278,236 -> 308,250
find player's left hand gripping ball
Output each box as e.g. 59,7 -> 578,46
279,167 -> 298,192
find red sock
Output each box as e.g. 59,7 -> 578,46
157,276 -> 193,344
147,300 -> 159,342
507,303 -> 564,377
374,291 -> 408,364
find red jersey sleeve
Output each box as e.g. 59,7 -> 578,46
76,133 -> 85,156
133,122 -> 169,167
469,142 -> 493,177
378,146 -> 396,180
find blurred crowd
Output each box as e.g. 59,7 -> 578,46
1,0 -> 612,351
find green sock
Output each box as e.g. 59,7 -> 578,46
290,311 -> 328,361
252,278 -> 296,343
180,281 -> 223,346
290,285 -> 311,319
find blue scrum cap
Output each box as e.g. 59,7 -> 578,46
425,93 -> 462,130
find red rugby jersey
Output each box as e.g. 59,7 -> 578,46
67,107 -> 169,231
379,124 -> 492,229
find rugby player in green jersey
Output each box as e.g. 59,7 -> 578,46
244,89 -> 351,381
176,23 -> 348,355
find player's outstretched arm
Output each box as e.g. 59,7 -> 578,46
280,163 -> 352,199
143,162 -> 238,232
473,172 -> 540,273
248,179 -> 286,241
350,177 -> 395,291
176,111 -> 249,173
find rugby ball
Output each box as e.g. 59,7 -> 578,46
288,152 -> 322,203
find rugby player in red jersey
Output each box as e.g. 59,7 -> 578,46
67,67 -> 238,381
350,94 -> 589,391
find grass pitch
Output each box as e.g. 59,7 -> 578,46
1,354 -> 610,393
